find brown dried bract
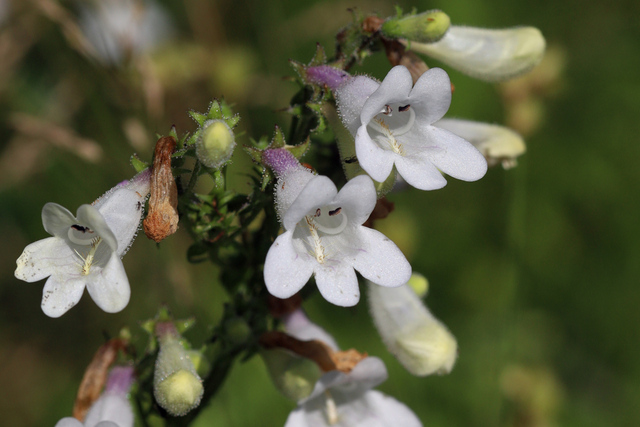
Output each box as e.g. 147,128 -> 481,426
260,331 -> 367,373
73,338 -> 126,421
144,135 -> 179,242
363,197 -> 395,228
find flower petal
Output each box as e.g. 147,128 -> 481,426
15,237 -> 72,283
394,154 -> 447,190
354,126 -> 396,183
333,175 -> 376,226
85,253 -> 131,313
314,262 -> 359,307
351,227 -> 411,287
84,393 -> 134,427
41,273 -> 86,318
76,204 -> 119,252
350,390 -> 423,427
360,66 -> 413,126
96,188 -> 147,256
264,230 -> 314,299
408,67 -> 452,125
283,176 -> 337,231
42,203 -> 76,238
335,75 -> 381,135
421,126 -> 488,182
54,418 -> 84,427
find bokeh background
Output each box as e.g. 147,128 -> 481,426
1,0 -> 639,425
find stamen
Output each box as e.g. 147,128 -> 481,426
328,207 -> 342,216
370,118 -> 405,155
305,216 -> 326,264
325,390 -> 339,425
80,237 -> 102,275
399,104 -> 411,112
381,104 -> 392,115
315,208 -> 322,217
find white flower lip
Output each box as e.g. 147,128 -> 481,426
336,65 -> 488,191
284,356 -> 423,427
264,173 -> 411,307
15,176 -> 149,317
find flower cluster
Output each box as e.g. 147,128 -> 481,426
13,5 -> 545,426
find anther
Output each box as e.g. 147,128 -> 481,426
399,104 -> 411,112
328,207 -> 342,216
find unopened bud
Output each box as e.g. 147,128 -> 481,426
260,348 -> 321,401
368,279 -> 457,376
381,10 -> 451,43
196,119 -> 236,169
154,323 -> 203,416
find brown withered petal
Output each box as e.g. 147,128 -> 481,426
144,135 -> 179,243
73,338 -> 127,421
259,331 -> 368,374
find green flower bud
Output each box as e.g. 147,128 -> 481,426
196,119 -> 236,169
154,324 -> 204,416
260,349 -> 322,401
381,10 -> 451,43
407,272 -> 429,298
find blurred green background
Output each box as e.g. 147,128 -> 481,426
1,0 -> 639,425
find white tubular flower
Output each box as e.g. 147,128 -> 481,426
15,170 -> 150,317
367,277 -> 457,376
404,26 -> 546,82
285,357 -> 422,427
55,366 -> 135,427
434,118 -> 526,169
335,66 -> 487,191
79,0 -> 173,65
262,150 -> 411,307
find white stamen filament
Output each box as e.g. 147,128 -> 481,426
305,216 -> 326,264
314,211 -> 347,235
371,118 -> 405,155
76,237 -> 102,275
324,390 -> 339,425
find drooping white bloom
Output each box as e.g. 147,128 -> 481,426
285,357 -> 422,427
262,151 -> 411,306
434,118 -> 526,169
79,0 -> 173,65
368,276 -> 457,376
335,66 -> 487,191
282,310 -> 422,427
55,366 -> 135,427
15,170 -> 150,317
404,26 -> 546,82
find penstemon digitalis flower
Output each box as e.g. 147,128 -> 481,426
262,148 -> 411,306
15,170 -> 150,317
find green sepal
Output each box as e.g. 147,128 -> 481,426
130,154 -> 149,173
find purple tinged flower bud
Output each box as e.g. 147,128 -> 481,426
305,65 -> 351,91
